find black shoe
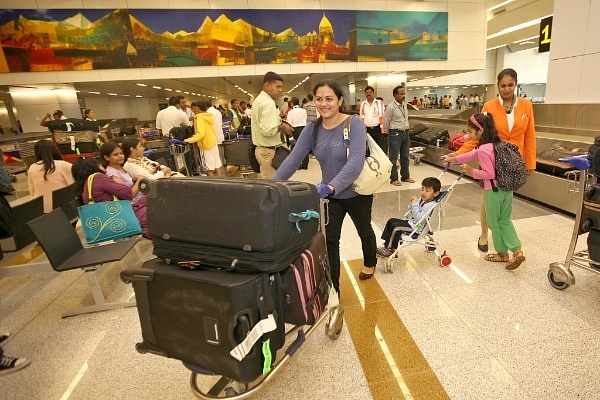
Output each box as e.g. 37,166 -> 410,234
358,266 -> 376,280
477,237 -> 488,252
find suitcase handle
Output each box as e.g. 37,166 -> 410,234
284,181 -> 312,196
120,268 -> 154,283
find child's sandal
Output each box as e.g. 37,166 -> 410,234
484,253 -> 509,262
506,251 -> 525,270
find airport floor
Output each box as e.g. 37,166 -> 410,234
2,159 -> 600,400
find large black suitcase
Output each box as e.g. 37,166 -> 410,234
48,118 -> 100,133
407,123 -> 429,137
411,127 -> 449,145
121,258 -> 285,383
147,177 -> 319,270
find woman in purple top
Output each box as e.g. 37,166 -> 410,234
99,142 -> 144,201
273,79 -> 377,293
71,157 -> 147,230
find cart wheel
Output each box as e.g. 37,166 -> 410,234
10,174 -> 17,182
547,269 -> 570,290
385,258 -> 393,273
325,306 -> 344,340
414,157 -> 421,165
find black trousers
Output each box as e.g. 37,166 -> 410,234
366,125 -> 388,154
291,126 -> 309,169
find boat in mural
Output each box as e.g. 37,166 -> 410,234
356,35 -> 421,58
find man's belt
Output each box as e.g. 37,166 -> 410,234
388,128 -> 409,133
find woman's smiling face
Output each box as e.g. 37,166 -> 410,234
314,85 -> 342,120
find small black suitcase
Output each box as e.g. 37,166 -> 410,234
121,258 -> 285,383
147,177 -> 319,254
223,139 -> 252,166
412,128 -> 449,145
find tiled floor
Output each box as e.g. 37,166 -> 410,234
2,159 -> 600,400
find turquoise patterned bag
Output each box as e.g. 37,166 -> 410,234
78,173 -> 142,244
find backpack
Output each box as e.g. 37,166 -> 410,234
493,141 -> 528,191
169,125 -> 193,141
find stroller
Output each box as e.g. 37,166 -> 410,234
380,167 -> 464,273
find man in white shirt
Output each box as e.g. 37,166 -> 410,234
206,102 -> 225,175
156,96 -> 190,137
286,97 -> 309,169
359,86 -> 387,153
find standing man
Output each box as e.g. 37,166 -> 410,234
303,93 -> 319,123
156,96 -> 190,137
383,85 -> 415,186
252,71 -> 293,179
359,86 -> 387,153
206,102 -> 226,176
286,97 -> 309,170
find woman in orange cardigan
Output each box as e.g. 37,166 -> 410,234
448,68 -> 536,252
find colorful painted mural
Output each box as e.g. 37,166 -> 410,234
0,9 -> 448,72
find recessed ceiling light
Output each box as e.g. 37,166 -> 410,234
88,91 -> 100,94
152,86 -> 161,89
122,94 -> 130,97
176,90 -> 181,93
136,95 -> 143,98
108,93 -> 118,96
136,83 -> 147,87
165,88 -> 172,91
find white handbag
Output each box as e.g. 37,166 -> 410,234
343,116 -> 393,195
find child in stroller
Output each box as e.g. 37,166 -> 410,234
377,176 -> 442,257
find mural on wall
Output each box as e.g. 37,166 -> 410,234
0,9 -> 447,73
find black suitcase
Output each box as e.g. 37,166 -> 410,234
536,142 -> 589,176
147,178 -> 319,271
223,139 -> 252,166
412,128 -> 449,145
279,231 -> 330,325
407,123 -> 429,137
121,258 -> 285,383
48,118 -> 100,133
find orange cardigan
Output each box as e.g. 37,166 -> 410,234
456,97 -> 537,170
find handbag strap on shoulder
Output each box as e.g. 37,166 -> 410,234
86,173 -> 97,204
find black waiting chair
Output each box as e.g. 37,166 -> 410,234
0,195 -> 44,252
27,208 -> 139,318
51,183 -> 79,224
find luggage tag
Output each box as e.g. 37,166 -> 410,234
230,314 -> 277,362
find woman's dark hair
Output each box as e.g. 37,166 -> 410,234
71,158 -> 103,201
33,139 -> 62,180
99,141 -> 122,168
497,68 -> 517,83
121,137 -> 140,163
84,108 -> 93,118
468,113 -> 499,145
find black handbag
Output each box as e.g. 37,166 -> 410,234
248,144 -> 261,173
271,146 -> 291,170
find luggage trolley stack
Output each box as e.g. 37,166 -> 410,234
547,153 -> 600,290
121,177 -> 343,399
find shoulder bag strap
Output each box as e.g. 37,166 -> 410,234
86,173 -> 97,204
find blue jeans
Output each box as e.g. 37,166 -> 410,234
0,160 -> 15,192
388,130 -> 410,181
325,195 -> 377,294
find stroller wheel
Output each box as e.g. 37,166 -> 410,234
439,251 -> 451,267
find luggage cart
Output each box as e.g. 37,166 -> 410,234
122,199 -> 344,399
548,155 -> 600,290
169,143 -> 191,176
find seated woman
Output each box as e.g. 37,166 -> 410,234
71,158 -> 147,230
99,141 -> 144,202
27,139 -> 74,213
121,137 -> 182,180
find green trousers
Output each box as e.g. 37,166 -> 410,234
485,189 -> 521,254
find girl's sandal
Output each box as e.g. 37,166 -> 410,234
506,251 -> 525,270
485,253 -> 509,262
